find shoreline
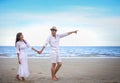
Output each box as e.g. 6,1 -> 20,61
0,56 -> 120,59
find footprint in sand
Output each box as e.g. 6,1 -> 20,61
38,77 -> 45,80
11,68 -> 16,70
38,72 -> 43,74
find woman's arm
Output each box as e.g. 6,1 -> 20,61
17,53 -> 21,64
32,47 -> 39,53
24,40 -> 39,53
16,42 -> 21,64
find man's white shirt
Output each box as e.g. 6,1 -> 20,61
44,33 -> 68,50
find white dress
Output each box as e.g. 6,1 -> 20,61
16,41 -> 31,77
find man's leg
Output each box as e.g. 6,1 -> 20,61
51,63 -> 58,80
55,62 -> 62,78
55,62 -> 62,74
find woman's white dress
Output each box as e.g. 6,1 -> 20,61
16,41 -> 30,77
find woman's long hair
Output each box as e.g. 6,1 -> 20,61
15,32 -> 26,47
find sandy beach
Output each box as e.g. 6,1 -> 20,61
0,58 -> 120,83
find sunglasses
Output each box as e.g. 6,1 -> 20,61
51,29 -> 57,31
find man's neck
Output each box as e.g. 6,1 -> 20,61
52,34 -> 56,38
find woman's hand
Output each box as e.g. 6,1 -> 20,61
17,54 -> 21,64
18,60 -> 21,64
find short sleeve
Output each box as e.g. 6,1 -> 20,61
59,33 -> 68,38
16,42 -> 20,54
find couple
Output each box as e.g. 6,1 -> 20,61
15,26 -> 78,81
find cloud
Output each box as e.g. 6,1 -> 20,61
1,7 -> 120,27
0,6 -> 120,46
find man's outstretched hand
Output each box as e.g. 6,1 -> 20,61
68,30 -> 79,35
74,30 -> 79,34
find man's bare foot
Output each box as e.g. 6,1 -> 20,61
52,77 -> 58,81
16,75 -> 21,80
55,76 -> 58,80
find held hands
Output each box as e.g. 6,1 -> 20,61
37,50 -> 42,54
32,47 -> 42,54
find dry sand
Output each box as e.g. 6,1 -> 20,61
0,58 -> 120,83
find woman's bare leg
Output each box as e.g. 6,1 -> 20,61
21,77 -> 26,81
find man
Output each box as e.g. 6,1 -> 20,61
38,26 -> 78,81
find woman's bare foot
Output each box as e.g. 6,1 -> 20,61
21,77 -> 26,82
16,75 -> 21,80
52,77 -> 58,81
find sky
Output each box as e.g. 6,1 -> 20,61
0,0 -> 120,46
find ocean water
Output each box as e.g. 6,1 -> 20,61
0,46 -> 120,58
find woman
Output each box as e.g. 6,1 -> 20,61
15,32 -> 38,81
